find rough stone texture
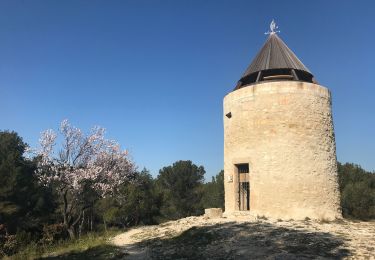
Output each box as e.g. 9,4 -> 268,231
204,208 -> 223,218
112,216 -> 375,259
223,81 -> 342,220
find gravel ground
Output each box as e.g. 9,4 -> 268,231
112,216 -> 375,259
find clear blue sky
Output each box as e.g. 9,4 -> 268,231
1,1 -> 374,179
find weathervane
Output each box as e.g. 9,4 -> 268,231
265,19 -> 280,35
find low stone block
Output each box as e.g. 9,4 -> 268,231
204,208 -> 223,218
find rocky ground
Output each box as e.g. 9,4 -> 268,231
111,216 -> 375,259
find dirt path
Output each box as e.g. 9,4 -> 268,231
111,216 -> 375,259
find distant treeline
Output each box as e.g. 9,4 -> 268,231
0,130 -> 374,257
338,162 -> 375,220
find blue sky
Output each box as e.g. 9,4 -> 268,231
1,1 -> 374,179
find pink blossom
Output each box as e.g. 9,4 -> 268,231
35,119 -> 136,197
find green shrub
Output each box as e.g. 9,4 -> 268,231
338,163 -> 375,220
41,223 -> 68,245
1,234 -> 19,256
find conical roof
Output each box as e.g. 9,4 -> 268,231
242,33 -> 311,77
235,31 -> 315,90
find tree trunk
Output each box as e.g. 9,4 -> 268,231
62,190 -> 69,227
68,227 -> 76,240
103,218 -> 107,233
90,211 -> 93,231
78,210 -> 85,238
135,212 -> 140,226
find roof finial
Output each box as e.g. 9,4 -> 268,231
265,19 -> 280,35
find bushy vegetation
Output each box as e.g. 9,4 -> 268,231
156,160 -> 206,219
338,162 -> 375,220
1,129 -> 374,258
0,130 -> 223,257
94,169 -> 162,228
0,131 -> 58,257
201,170 -> 224,209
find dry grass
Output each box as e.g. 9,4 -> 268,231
6,229 -> 123,260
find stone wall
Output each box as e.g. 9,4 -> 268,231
223,81 -> 342,220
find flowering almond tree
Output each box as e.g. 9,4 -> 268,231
36,119 -> 136,239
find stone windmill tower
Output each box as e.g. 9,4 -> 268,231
223,21 -> 342,220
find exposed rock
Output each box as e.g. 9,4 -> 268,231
112,216 -> 375,259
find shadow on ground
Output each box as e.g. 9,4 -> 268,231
43,221 -> 351,259
131,221 -> 351,260
41,245 -> 126,260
